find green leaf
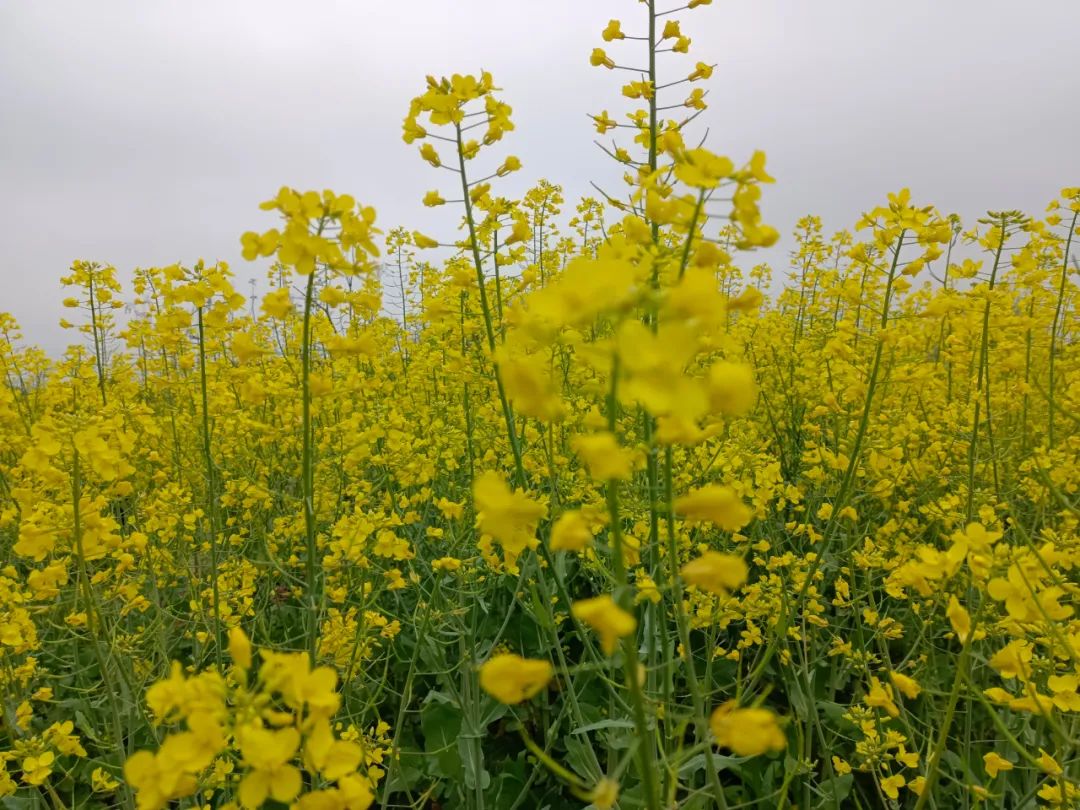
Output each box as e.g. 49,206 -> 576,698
421,694 -> 464,780
569,718 -> 635,735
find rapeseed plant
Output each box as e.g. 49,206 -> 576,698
0,3 -> 1078,809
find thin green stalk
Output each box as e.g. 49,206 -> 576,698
196,306 -> 223,668
71,445 -> 134,810
605,354 -> 661,810
1048,211 -> 1077,447
663,447 -> 728,808
301,268 -> 320,663
454,122 -> 525,487
965,219 -> 1007,521
913,637 -> 972,810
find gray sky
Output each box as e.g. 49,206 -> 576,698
2,0 -> 1078,353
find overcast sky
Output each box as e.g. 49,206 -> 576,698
2,1 -> 1077,354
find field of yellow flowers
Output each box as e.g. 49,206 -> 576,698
2,3 -> 1079,809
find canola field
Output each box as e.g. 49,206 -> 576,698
1,3 -> 1079,809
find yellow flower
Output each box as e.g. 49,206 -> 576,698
591,110 -> 618,134
988,640 -> 1032,680
432,556 -> 463,573
13,521 -> 54,562
601,19 -> 624,41
319,286 -> 348,307
237,726 -> 302,809
419,142 -> 441,167
896,746 -> 919,768
413,231 -> 439,249
590,48 -> 615,69
1036,749 -> 1062,775
260,287 -> 293,319
946,596 -> 972,644
91,767 -> 120,792
622,80 -> 654,99
20,752 -> 54,786
709,701 -> 786,757
572,595 -> 636,655
674,485 -> 753,532
572,431 -> 634,481
706,361 -> 756,416
864,676 -> 899,718
473,471 -> 547,559
45,720 -> 87,756
125,749 -> 198,809
240,228 -> 279,260
688,61 -> 714,81
889,671 -> 921,699
496,155 -> 522,177
674,148 -> 734,190
479,653 -> 554,704
303,719 -> 363,781
231,331 -> 266,364
422,190 -> 446,207
680,552 -> 748,596
634,572 -> 661,605
549,510 -> 593,552
496,348 -> 563,422
155,713 -> 226,774
983,751 -> 1013,778
880,773 -> 906,800
229,626 -> 252,670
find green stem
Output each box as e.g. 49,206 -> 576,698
1048,211 -> 1077,448
301,268 -> 320,663
71,445 -> 134,810
913,638 -> 972,810
196,306 -> 223,668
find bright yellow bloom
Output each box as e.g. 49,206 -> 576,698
261,287 -> 293,319
479,653 -> 553,704
880,773 -> 906,800
432,556 -> 463,572
413,231 -> 439,249
20,752 -> 54,786
590,48 -> 615,69
1037,749 -> 1063,775
674,485 -> 753,532
946,596 -> 972,644
988,639 -> 1032,680
229,626 -> 252,670
91,767 -> 120,792
680,552 -> 748,596
549,510 -> 593,552
303,719 -> 363,781
864,676 -> 899,718
572,431 -> 635,481
709,701 -> 786,756
237,726 -> 302,809
572,595 -> 636,655
422,190 -> 446,207
473,471 -> 547,559
889,671 -> 921,699
983,752 -> 1013,778
601,20 -> 624,41
707,361 -> 757,416
674,148 -> 733,189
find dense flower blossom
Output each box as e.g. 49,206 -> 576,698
0,3 -> 1076,808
